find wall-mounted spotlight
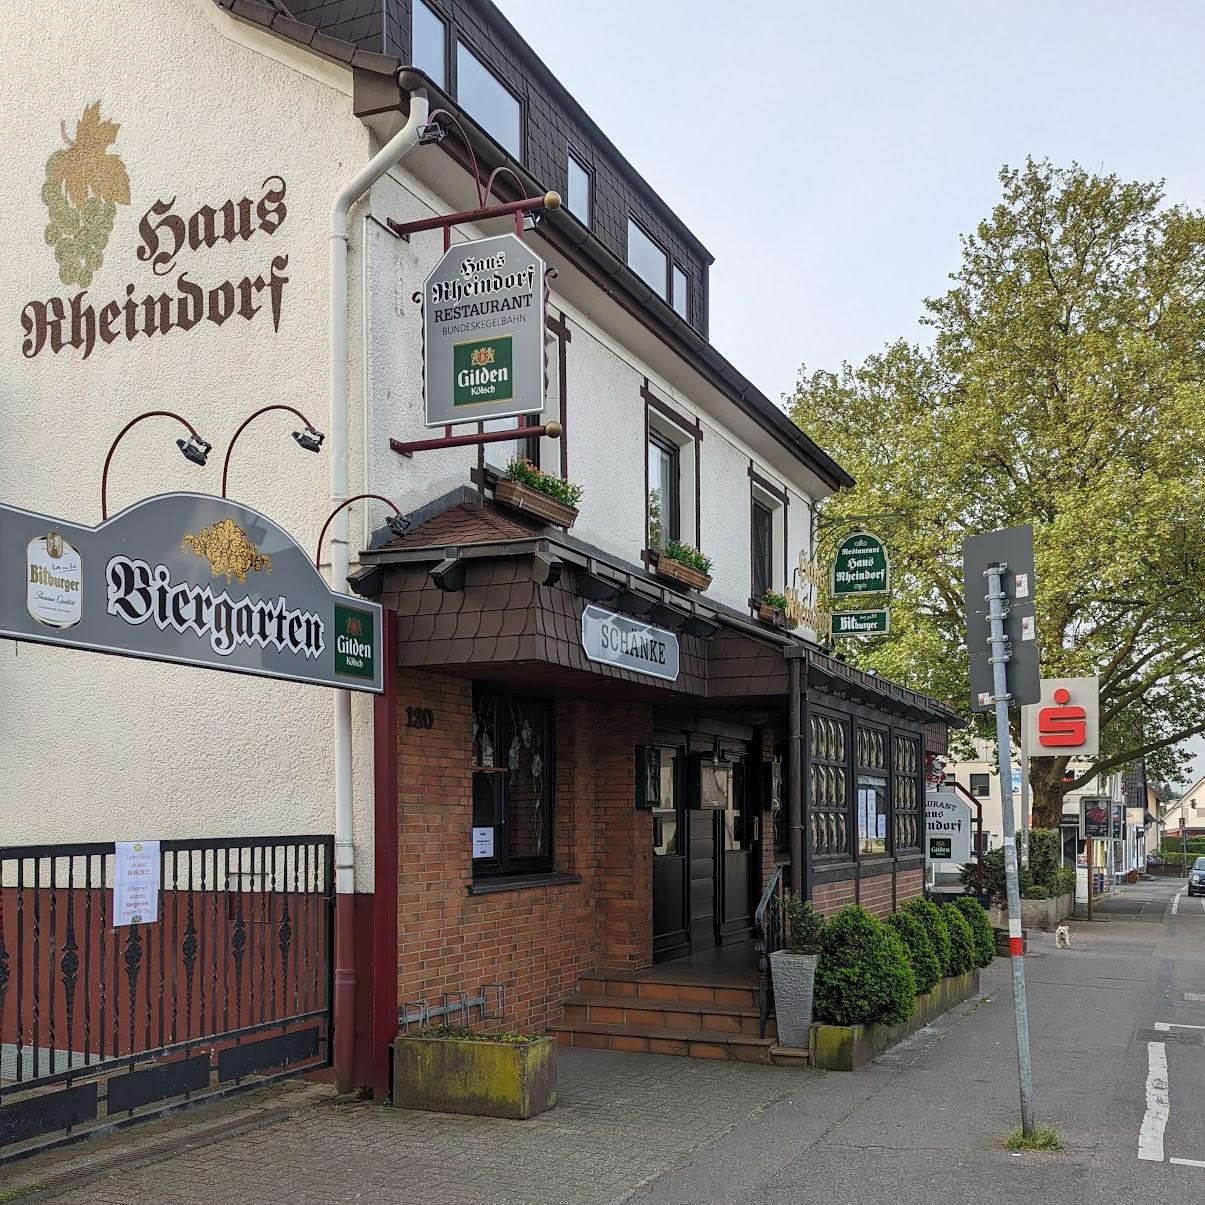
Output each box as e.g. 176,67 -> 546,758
292,426 -> 325,454
176,435 -> 212,466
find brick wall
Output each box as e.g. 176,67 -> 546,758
394,669 -> 651,1031
858,869 -> 894,919
811,878 -> 855,917
896,867 -> 924,907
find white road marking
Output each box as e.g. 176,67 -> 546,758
1139,1041 -> 1170,1162
1200,897 -> 1205,914
1171,1157 -> 1205,1168
1155,1021 -> 1205,1031
1172,891 -> 1184,915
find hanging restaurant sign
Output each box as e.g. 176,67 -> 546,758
423,233 -> 546,429
831,608 -> 890,637
832,531 -> 889,597
580,604 -> 679,683
0,492 -> 383,693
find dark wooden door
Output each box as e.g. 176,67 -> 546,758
688,807 -> 717,950
719,758 -> 754,941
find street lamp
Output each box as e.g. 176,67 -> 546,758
315,493 -> 409,570
100,410 -> 211,520
222,405 -> 325,498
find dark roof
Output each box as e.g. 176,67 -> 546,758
388,501 -> 542,548
216,1 -> 853,494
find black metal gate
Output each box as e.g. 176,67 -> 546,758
0,835 -> 333,1161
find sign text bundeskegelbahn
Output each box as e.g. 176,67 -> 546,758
831,531 -> 889,597
423,233 -> 545,429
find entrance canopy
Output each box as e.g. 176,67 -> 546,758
1,491 -> 383,692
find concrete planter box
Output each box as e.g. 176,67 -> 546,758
809,970 -> 979,1071
770,950 -> 818,1047
393,1034 -> 556,1119
1018,892 -> 1074,931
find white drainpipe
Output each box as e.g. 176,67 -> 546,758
329,87 -> 429,899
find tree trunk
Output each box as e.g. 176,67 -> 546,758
1029,758 -> 1069,829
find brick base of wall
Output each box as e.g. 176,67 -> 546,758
812,864 -> 926,918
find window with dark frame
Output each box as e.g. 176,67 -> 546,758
471,691 -> 553,877
412,0 -> 447,89
455,41 -> 523,159
893,733 -> 922,851
809,711 -> 850,859
752,499 -> 774,599
567,151 -> 591,225
671,264 -> 688,319
969,772 -> 990,797
856,725 -> 888,855
647,431 -> 680,548
627,218 -> 668,299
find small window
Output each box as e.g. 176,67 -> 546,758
627,219 -> 668,299
472,692 -> 553,876
412,0 -> 447,89
969,773 -> 990,798
752,499 -> 774,599
567,151 -> 591,224
671,264 -> 688,319
857,776 -> 888,855
647,432 -> 680,548
649,747 -> 681,857
456,42 -> 522,159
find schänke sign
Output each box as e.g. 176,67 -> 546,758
580,604 -> 680,683
423,233 -> 546,428
1,492 -> 383,693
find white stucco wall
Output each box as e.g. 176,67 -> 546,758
0,0 -> 381,879
2,0 -> 831,874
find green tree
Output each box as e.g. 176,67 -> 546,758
789,159 -> 1205,826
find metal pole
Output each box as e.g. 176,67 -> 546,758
1019,719 -> 1031,870
787,653 -> 804,897
985,561 -> 1036,1136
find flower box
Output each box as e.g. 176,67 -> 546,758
495,478 -> 579,529
393,1032 -> 556,1119
757,603 -> 787,628
653,553 -> 712,592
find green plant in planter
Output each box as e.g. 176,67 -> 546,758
661,539 -> 713,575
940,903 -> 976,975
952,896 -> 995,968
504,457 -> 584,508
902,897 -> 953,977
761,590 -> 789,613
885,908 -> 941,995
1022,884 -> 1051,900
814,905 -> 915,1026
782,891 -> 824,954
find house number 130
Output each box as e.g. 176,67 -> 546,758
406,707 -> 435,729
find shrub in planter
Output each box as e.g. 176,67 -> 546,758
941,903 -> 976,975
814,905 -> 915,1027
1051,867 -> 1076,896
662,540 -> 713,575
1022,884 -> 1050,900
952,896 -> 995,968
885,909 -> 941,995
771,892 -> 824,1046
503,457 -> 584,508
902,897 -> 952,977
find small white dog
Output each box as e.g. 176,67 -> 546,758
1055,924 -> 1071,949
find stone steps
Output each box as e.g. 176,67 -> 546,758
550,1018 -> 809,1067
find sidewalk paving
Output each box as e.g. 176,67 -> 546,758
4,879 -> 1203,1204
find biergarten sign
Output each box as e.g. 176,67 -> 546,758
423,233 -> 546,428
0,492 -> 383,693
832,531 -> 889,597
580,604 -> 680,682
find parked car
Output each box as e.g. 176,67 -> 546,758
1188,856 -> 1205,897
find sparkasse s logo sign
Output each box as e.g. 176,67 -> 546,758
1024,676 -> 1099,757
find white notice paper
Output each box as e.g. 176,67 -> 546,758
113,840 -> 160,926
472,827 -> 495,859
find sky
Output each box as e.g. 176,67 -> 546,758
493,0 -> 1205,787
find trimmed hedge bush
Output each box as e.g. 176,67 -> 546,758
941,904 -> 976,975
951,896 -> 995,968
814,905 -> 916,1027
902,897 -> 952,977
885,909 -> 941,995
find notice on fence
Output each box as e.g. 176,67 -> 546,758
113,840 -> 160,926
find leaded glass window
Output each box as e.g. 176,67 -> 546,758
809,712 -> 850,858
893,734 -> 922,851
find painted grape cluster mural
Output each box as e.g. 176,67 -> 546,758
41,101 -> 130,287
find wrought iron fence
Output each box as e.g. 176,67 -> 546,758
0,835 -> 333,1159
753,865 -> 784,1039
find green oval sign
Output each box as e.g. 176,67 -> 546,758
832,531 -> 889,597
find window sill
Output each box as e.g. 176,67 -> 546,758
469,872 -> 582,896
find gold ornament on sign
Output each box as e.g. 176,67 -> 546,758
182,518 -> 272,585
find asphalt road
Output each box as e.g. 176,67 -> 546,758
4,876 -> 1203,1204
